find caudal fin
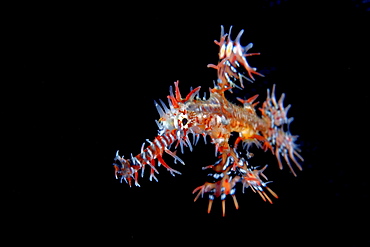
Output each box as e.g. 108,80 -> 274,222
259,85 -> 304,176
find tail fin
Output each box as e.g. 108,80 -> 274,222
260,85 -> 304,176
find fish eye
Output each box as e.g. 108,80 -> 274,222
182,118 -> 188,126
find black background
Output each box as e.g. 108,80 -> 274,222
7,1 -> 369,246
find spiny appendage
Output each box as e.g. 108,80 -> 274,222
192,149 -> 277,216
113,130 -> 185,187
260,84 -> 304,176
241,165 -> 278,204
167,80 -> 201,109
207,25 -> 264,91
